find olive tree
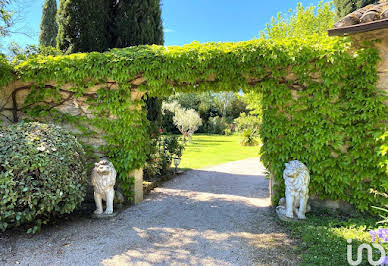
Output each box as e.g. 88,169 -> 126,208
163,101 -> 202,141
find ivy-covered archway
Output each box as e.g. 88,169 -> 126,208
0,37 -> 387,212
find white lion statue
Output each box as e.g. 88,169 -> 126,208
91,159 -> 116,215
276,160 -> 310,220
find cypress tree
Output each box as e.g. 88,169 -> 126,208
39,0 -> 58,47
334,0 -> 377,18
112,0 -> 164,136
56,0 -> 164,134
112,0 -> 164,48
56,0 -> 111,53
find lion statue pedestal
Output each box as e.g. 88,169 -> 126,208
91,159 -> 117,218
276,160 -> 311,221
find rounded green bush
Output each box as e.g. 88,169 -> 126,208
0,122 -> 87,233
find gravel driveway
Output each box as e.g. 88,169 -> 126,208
0,158 -> 299,266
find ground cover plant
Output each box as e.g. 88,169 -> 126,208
178,134 -> 258,170
284,209 -> 388,265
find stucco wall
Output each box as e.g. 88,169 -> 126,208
351,28 -> 388,106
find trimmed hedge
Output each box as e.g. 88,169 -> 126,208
0,122 -> 87,233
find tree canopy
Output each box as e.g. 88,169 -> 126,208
113,0 -> 164,47
57,0 -> 111,53
260,2 -> 336,40
334,0 -> 376,18
39,0 -> 58,47
0,0 -> 13,37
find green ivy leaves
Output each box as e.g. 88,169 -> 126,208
1,36 -> 387,213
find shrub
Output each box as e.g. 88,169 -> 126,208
240,128 -> 259,146
224,128 -> 232,136
0,122 -> 87,233
234,113 -> 261,133
144,135 -> 185,179
206,116 -> 228,134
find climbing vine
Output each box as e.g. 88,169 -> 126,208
0,36 -> 387,211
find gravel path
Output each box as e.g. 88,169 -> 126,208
0,158 -> 299,266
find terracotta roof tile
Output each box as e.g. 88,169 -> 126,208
334,0 -> 388,28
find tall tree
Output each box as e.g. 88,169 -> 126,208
334,0 -> 377,18
111,0 -> 164,137
39,0 -> 58,47
57,0 -> 111,53
56,0 -> 164,135
112,0 -> 164,48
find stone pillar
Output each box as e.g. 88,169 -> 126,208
269,173 -> 280,206
130,168 -> 144,204
130,89 -> 146,204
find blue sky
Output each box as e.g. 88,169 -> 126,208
3,0 -> 329,49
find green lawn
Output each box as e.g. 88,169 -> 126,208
178,134 -> 259,170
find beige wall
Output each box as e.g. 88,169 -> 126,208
351,28 -> 388,106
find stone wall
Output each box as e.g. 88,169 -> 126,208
0,81 -> 144,151
270,30 -> 388,212
351,28 -> 388,106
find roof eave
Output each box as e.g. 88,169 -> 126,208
328,18 -> 388,36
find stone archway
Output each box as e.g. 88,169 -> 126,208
0,37 -> 386,211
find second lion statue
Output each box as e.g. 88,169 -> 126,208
276,160 -> 310,220
91,159 -> 116,215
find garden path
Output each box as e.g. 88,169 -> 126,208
0,158 -> 299,265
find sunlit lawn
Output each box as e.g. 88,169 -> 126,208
178,134 -> 259,170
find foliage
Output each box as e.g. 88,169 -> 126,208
161,108 -> 179,134
163,101 -> 202,140
0,1 -> 387,211
284,210 -> 384,266
240,90 -> 262,116
234,113 -> 261,133
260,2 -> 336,40
179,134 -> 258,170
163,92 -> 246,134
224,128 -> 232,136
334,0 -> 376,18
57,0 -> 111,53
371,190 -> 388,225
257,2 -> 388,213
7,43 -> 63,64
174,108 -> 202,140
145,95 -> 163,137
240,128 -> 259,146
0,0 -> 13,37
206,116 -> 228,134
0,53 -> 12,86
39,0 -> 58,47
235,111 -> 261,146
373,206 -> 388,224
163,135 -> 185,158
144,135 -> 184,179
112,0 -> 164,47
0,122 -> 87,233
57,0 -> 163,53
168,93 -> 202,112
